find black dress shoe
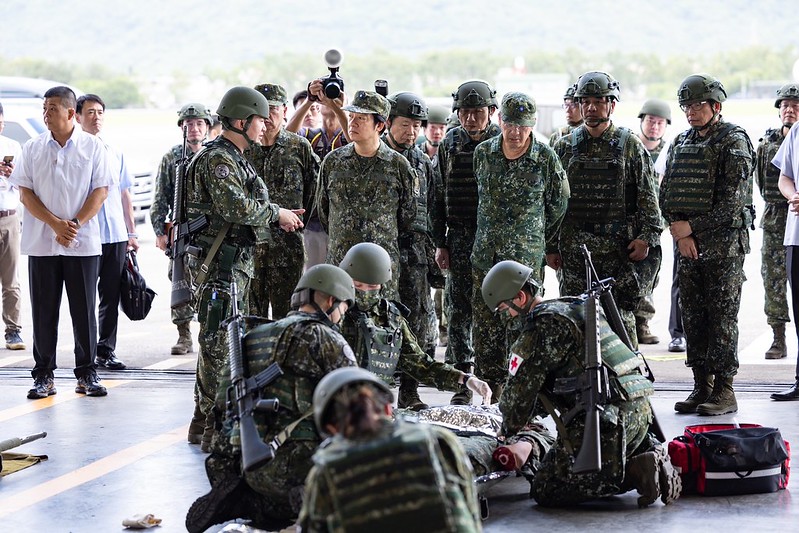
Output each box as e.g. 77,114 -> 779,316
771,381 -> 799,401
97,352 -> 127,370
668,337 -> 686,353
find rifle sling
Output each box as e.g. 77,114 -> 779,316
193,222 -> 232,293
536,393 -> 575,456
269,410 -> 313,452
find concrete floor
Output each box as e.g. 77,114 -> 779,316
1,369 -> 798,533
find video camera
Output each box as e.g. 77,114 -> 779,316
310,49 -> 344,101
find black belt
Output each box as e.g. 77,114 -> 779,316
0,209 -> 16,217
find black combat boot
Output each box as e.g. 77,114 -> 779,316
674,368 -> 713,413
397,374 -> 429,411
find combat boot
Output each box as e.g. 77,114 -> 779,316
172,322 -> 193,355
696,376 -> 738,415
185,473 -> 246,533
187,402 -> 204,444
765,324 -> 788,359
623,450 -> 660,507
636,320 -> 660,345
674,368 -> 714,413
397,375 -> 429,411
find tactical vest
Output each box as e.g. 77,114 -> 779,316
444,125 -> 500,226
531,297 -> 654,402
312,420 -> 457,533
343,301 -> 403,384
405,147 -> 432,234
662,122 -> 742,215
760,128 -> 786,204
566,127 -> 632,226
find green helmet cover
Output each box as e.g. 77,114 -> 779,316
339,242 -> 392,285
482,260 -> 540,312
638,98 -> 672,124
452,80 -> 498,111
313,367 -> 393,437
775,83 -> 799,109
426,105 -> 450,125
177,102 -> 213,127
677,74 -> 727,105
294,264 -> 355,306
574,71 -> 621,101
216,86 -> 270,120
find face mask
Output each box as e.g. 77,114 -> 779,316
498,307 -> 527,331
355,288 -> 381,311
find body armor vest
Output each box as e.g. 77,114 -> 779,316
566,127 -> 631,225
405,147 -> 432,233
760,128 -> 786,204
444,125 -> 501,226
343,301 -> 404,383
312,420 -> 456,533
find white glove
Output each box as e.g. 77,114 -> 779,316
466,375 -> 492,405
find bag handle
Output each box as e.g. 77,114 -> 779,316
127,250 -> 140,271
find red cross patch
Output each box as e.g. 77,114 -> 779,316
508,353 -> 524,376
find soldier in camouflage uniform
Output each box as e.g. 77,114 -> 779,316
185,265 -> 357,533
755,84 -> 799,360
184,86 -> 304,451
552,71 -> 663,346
549,83 -> 583,147
481,260 -> 681,508
316,90 -> 416,301
660,74 -> 755,416
633,98 -> 673,345
432,80 -> 502,404
299,367 -> 482,532
150,103 -> 212,356
246,83 -> 320,320
338,242 -> 491,406
381,92 -> 439,410
471,92 -> 569,399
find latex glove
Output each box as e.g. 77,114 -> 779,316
121,513 -> 162,529
466,375 -> 492,405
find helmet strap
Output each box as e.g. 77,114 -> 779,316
387,129 -> 411,150
639,123 -> 662,142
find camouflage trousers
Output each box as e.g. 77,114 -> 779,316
250,241 -> 305,320
167,257 -> 194,325
633,245 -> 662,323
679,254 -> 745,378
761,226 -> 789,326
532,397 -> 654,506
443,227 -> 476,370
399,246 -> 437,356
471,268 -> 522,385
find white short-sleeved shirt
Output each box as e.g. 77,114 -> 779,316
10,126 -> 112,256
96,140 -> 133,245
0,135 -> 22,210
772,124 -> 799,246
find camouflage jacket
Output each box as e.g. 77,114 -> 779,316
382,134 -> 438,237
150,144 -> 196,236
660,118 -> 755,258
472,133 -> 569,272
549,124 -> 578,148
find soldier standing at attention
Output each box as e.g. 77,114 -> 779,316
184,86 -> 304,450
660,74 -> 755,416
549,84 -> 583,147
316,90 -> 416,300
756,84 -> 799,360
471,92 -> 569,400
383,92 -> 439,409
432,80 -> 502,404
151,103 -> 213,356
298,367 -> 483,532
633,98 -> 672,345
246,83 -> 320,320
552,71 -> 662,345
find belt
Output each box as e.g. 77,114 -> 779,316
0,209 -> 16,217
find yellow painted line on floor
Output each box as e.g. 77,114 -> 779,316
647,354 -> 688,362
0,355 -> 31,366
0,424 -> 188,518
144,357 -> 195,370
0,380 -> 130,423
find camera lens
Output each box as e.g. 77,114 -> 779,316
324,81 -> 342,100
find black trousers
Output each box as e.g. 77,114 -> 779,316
97,241 -> 127,355
668,242 -> 684,339
29,255 -> 100,379
785,246 -> 799,380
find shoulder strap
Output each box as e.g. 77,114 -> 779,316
193,222 -> 231,291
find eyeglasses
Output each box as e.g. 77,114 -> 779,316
562,102 -> 578,110
680,101 -> 708,112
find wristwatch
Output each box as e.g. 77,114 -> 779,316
461,372 -> 474,385
70,217 -> 81,229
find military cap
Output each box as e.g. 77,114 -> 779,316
500,92 -> 537,127
343,90 -> 391,121
254,83 -> 288,106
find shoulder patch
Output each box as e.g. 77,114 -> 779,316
508,352 -> 525,376
214,163 -> 231,179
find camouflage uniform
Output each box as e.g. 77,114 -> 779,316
298,417 -> 482,532
660,118 -> 754,378
203,310 -> 356,526
246,129 -> 320,319
151,144 -> 195,325
755,127 -> 790,327
549,125 -> 577,148
500,297 -> 656,506
317,140 -> 416,301
185,136 -> 280,428
553,124 -> 663,345
432,123 -> 502,370
471,131 -> 569,385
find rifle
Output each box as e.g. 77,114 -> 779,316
225,281 -> 284,473
170,126 -> 209,309
0,431 -> 47,471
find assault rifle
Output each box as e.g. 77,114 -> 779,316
0,431 -> 47,471
225,281 -> 283,472
169,126 -> 209,309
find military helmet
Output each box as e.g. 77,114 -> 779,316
677,74 -> 727,105
574,71 -> 621,102
254,83 -> 288,106
216,86 -> 270,120
775,83 -> 799,109
452,80 -> 498,111
564,84 -> 578,100
481,260 -> 541,312
427,105 -> 450,125
500,92 -> 537,127
177,102 -> 213,127
313,367 -> 393,438
343,90 -> 391,121
339,242 -> 392,285
387,92 -> 428,122
638,98 -> 672,124
294,264 -> 355,306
